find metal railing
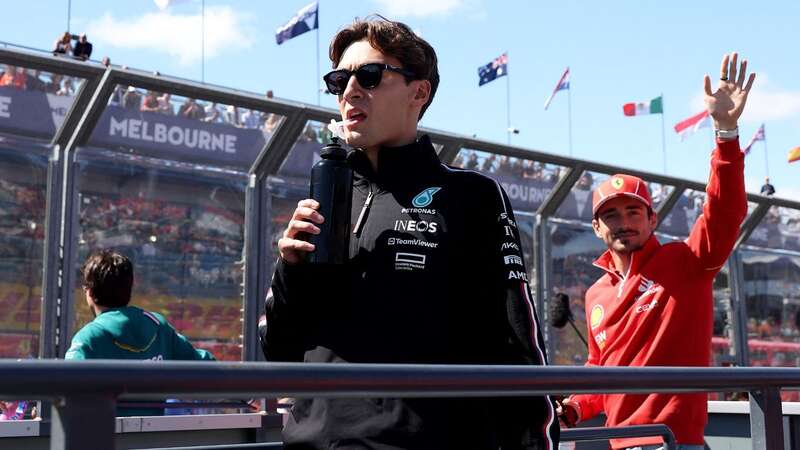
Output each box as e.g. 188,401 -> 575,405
133,425 -> 677,450
1,360 -> 796,450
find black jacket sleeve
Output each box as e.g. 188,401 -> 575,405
263,259 -> 311,362
486,180 -> 560,449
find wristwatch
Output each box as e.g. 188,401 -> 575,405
714,127 -> 739,140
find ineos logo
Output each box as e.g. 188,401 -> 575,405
394,220 -> 438,234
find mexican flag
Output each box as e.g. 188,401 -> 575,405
623,96 -> 663,116
789,147 -> 800,164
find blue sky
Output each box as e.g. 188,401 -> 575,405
3,0 -> 799,199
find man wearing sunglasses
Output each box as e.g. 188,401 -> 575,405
264,16 -> 559,450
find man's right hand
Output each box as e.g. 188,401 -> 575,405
556,398 -> 580,428
278,199 -> 325,265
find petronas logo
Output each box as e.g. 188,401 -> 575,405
412,187 -> 441,208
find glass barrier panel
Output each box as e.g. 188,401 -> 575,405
745,206 -> 800,253
73,147 -> 249,362
451,148 -> 566,214
0,142 -> 48,359
0,65 -> 85,140
548,221 -> 607,365
89,89 -> 283,171
741,249 -> 800,399
554,171 -> 606,222
658,188 -> 759,241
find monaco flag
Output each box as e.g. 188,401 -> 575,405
673,110 -> 710,141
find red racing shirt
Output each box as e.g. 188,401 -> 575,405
567,138 -> 747,448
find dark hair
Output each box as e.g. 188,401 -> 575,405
329,15 -> 439,120
81,250 -> 134,308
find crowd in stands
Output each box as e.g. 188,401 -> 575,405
109,86 -> 282,135
0,168 -> 245,363
0,64 -> 80,96
451,150 -> 562,182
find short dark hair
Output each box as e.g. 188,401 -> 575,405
81,250 -> 134,308
329,15 -> 440,120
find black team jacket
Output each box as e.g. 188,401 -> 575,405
265,135 -> 559,450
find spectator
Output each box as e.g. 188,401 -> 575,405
178,98 -> 206,120
480,153 -> 496,172
72,33 -> 93,60
241,108 -> 261,129
45,73 -> 62,94
266,90 -> 274,99
0,401 -> 26,421
101,56 -> 111,67
0,65 -> 26,89
53,31 -> 72,55
56,76 -> 75,96
262,113 -> 280,134
202,102 -> 222,122
576,171 -> 593,190
65,250 -> 215,414
464,151 -> 478,170
157,92 -> 174,115
122,86 -> 142,110
110,85 -> 126,106
223,104 -> 240,127
522,159 -> 535,179
761,177 -> 775,196
140,91 -> 160,113
24,69 -> 46,92
496,155 -> 512,175
510,157 -> 524,178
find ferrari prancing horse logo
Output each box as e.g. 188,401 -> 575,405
611,177 -> 625,190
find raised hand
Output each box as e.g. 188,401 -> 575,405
703,52 -> 756,130
278,199 -> 325,265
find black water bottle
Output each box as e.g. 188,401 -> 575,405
307,138 -> 353,264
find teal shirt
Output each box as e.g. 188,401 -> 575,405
65,306 -> 214,416
65,306 -> 214,361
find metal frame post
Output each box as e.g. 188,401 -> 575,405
749,387 -> 784,450
728,250 -> 751,367
54,69 -> 117,356
654,183 -> 686,229
51,394 -> 117,450
534,165 -> 582,353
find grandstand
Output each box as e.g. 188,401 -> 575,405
1,43 -> 800,449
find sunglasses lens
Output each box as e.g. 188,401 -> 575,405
324,70 -> 349,95
355,64 -> 383,89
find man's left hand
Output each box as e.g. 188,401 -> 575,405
704,52 -> 756,130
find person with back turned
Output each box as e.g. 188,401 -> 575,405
262,15 -> 558,450
557,53 -> 754,450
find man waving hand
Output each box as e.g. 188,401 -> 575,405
558,53 -> 755,450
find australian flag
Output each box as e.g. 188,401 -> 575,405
276,1 -> 318,45
478,53 -> 508,86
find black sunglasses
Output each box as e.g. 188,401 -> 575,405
323,63 -> 416,95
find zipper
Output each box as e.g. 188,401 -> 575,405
353,186 -> 374,237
